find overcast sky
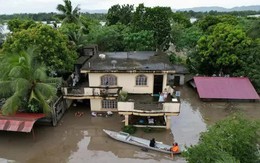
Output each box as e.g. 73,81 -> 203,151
0,0 -> 259,14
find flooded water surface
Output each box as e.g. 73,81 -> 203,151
0,85 -> 259,163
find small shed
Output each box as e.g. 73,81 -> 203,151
0,113 -> 45,133
193,77 -> 260,101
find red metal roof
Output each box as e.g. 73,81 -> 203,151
194,77 -> 260,100
0,113 -> 45,133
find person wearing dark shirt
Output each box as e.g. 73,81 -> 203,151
149,138 -> 156,147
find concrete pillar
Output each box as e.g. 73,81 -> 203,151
163,73 -> 168,90
166,116 -> 171,129
63,88 -> 68,95
125,115 -> 129,126
180,75 -> 185,85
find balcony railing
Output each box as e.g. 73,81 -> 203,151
62,86 -> 122,98
118,99 -> 180,115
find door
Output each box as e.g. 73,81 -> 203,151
174,76 -> 180,86
153,75 -> 163,94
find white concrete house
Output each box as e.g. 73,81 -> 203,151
62,51 -> 188,129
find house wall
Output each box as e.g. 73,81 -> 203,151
90,99 -> 102,111
180,75 -> 185,85
88,72 -> 184,94
167,74 -> 185,85
89,73 -> 157,94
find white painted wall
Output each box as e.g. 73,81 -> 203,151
90,99 -> 102,111
89,73 -> 156,94
162,74 -> 168,91
118,102 -> 134,111
88,72 -> 183,94
180,75 -> 185,85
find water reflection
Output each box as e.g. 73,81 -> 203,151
0,158 -> 15,163
68,131 -> 185,163
171,100 -> 207,146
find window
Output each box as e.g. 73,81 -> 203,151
136,75 -> 147,86
101,75 -> 117,86
102,100 -> 117,109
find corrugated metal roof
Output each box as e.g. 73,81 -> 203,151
194,77 -> 260,100
0,113 -> 45,133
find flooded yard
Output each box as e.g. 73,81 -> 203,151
0,84 -> 259,163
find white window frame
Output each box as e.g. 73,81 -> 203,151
101,75 -> 117,86
102,100 -> 117,109
136,75 -> 147,86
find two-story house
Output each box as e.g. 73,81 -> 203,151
62,51 -> 188,129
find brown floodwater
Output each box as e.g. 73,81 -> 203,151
0,85 -> 259,163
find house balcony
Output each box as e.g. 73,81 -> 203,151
62,86 -> 122,99
117,94 -> 180,116
117,94 -> 180,129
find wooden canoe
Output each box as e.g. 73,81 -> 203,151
103,129 -> 182,154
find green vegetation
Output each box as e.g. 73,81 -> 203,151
119,91 -> 128,101
2,23 -> 77,72
169,52 -> 185,65
183,114 -> 260,163
122,125 -> 137,134
56,0 -> 80,24
0,49 -> 61,115
106,4 -> 134,25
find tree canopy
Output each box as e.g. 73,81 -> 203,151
7,18 -> 37,32
183,114 -> 260,163
188,23 -> 251,75
106,4 -> 134,25
0,49 -> 61,115
3,23 -> 77,72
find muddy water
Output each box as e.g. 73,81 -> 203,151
0,85 -> 259,163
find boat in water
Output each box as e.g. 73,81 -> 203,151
103,129 -> 182,154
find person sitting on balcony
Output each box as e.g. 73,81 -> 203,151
159,92 -> 164,102
158,92 -> 164,108
163,88 -> 168,101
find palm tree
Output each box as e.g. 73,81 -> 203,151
0,48 -> 61,115
68,30 -> 88,54
56,0 -> 81,24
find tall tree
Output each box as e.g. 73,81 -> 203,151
196,15 -> 238,33
131,3 -> 145,31
3,23 -> 77,72
131,5 -> 172,52
56,0 -> 80,24
0,49 -> 61,115
235,39 -> 260,92
7,18 -> 37,32
171,12 -> 191,28
106,4 -> 134,25
189,23 -> 251,75
145,7 -> 172,52
123,30 -> 154,51
87,24 -> 127,51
